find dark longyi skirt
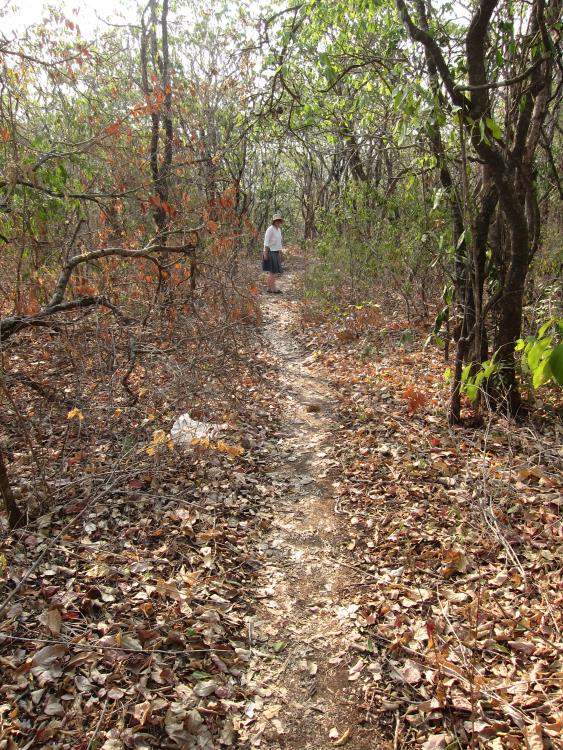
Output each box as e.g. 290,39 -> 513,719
262,251 -> 282,274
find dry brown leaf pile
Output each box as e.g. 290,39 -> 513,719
296,302 -> 562,750
1,309 -> 284,749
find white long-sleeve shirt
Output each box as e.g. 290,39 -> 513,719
264,225 -> 282,253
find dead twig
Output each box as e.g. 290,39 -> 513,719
393,709 -> 401,750
86,696 -> 109,750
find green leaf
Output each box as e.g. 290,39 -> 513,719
478,117 -> 488,144
527,338 -> 551,371
485,117 -> 502,139
432,307 -> 448,334
532,357 -> 553,389
461,363 -> 472,383
272,640 -> 287,654
548,343 -> 563,385
515,338 -> 526,352
442,285 -> 453,305
538,318 -> 555,338
465,383 -> 479,401
523,336 -> 535,354
482,360 -> 496,378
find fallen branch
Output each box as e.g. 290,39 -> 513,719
0,633 -> 213,656
0,295 -> 130,340
1,232 -> 203,343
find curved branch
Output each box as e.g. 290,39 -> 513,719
0,296 -> 129,340
455,54 -> 550,91
465,0 -> 499,116
0,47 -> 87,69
0,230 -> 203,341
395,0 -> 467,108
0,178 -> 140,204
48,239 -> 201,307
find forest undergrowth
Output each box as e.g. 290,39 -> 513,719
1,0 -> 562,745
0,255 -> 289,749
1,252 -> 562,750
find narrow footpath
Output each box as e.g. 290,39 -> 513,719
241,269 -> 386,749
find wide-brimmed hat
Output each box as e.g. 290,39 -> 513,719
272,213 -> 283,223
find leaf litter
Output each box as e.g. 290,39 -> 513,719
296,288 -> 562,749
2,257 -> 562,750
0,308 -> 290,748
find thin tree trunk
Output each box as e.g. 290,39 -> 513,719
470,168 -> 497,365
398,0 -> 558,417
490,177 -> 530,411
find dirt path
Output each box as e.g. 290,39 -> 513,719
241,270 -> 386,749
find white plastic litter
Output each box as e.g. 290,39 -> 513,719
170,413 -> 221,445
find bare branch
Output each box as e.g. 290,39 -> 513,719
395,0 -> 467,108
456,55 -> 550,92
0,178 -> 140,204
48,239 -> 201,307
0,230 -> 202,341
0,296 -> 129,340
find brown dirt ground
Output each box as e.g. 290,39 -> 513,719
242,267 -> 390,749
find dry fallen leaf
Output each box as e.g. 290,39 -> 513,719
193,680 -> 218,697
263,704 -> 282,720
44,696 -> 64,716
524,722 -> 545,750
31,644 -> 66,667
439,547 -> 469,577
399,658 -> 423,685
155,579 -> 183,601
133,700 -> 152,726
101,740 -> 124,750
101,741 -> 124,750
39,608 -> 62,635
271,718 -> 285,735
85,562 -> 110,579
422,734 -> 447,750
509,639 -> 536,655
333,728 -> 351,746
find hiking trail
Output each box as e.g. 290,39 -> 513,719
241,267 -> 385,749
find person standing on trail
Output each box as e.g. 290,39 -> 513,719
262,213 -> 284,294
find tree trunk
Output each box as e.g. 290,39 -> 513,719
141,0 -> 173,239
469,169 -> 497,365
489,175 -> 530,412
397,0 -> 558,417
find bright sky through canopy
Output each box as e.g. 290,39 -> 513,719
2,0 -> 140,36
